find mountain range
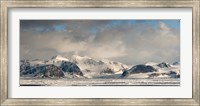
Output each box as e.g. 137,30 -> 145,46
20,55 -> 180,79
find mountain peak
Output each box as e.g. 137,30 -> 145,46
51,55 -> 69,61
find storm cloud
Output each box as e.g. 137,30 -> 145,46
20,20 -> 180,65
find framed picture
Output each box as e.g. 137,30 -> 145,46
1,0 -> 199,105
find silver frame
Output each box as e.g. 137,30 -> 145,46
0,0 -> 199,105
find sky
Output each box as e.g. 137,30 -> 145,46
20,20 -> 180,65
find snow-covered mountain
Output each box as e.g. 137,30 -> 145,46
70,55 -> 129,77
20,55 -> 180,79
20,55 -> 84,78
157,62 -> 171,68
121,62 -> 180,78
44,55 -> 69,66
51,55 -> 69,61
20,55 -> 129,78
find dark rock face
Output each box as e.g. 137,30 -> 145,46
168,71 -> 177,75
120,65 -> 157,78
172,62 -> 180,65
157,62 -> 171,68
149,73 -> 162,78
176,74 -> 180,78
20,60 -> 31,72
20,65 -> 34,75
129,65 -> 157,74
148,71 -> 180,78
20,64 -> 65,78
167,71 -> 179,78
45,65 -> 64,77
20,60 -> 36,76
35,65 -> 64,78
121,70 -> 129,78
100,68 -> 115,74
20,59 -> 84,78
60,61 -> 83,76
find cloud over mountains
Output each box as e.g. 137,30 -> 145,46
20,20 -> 180,65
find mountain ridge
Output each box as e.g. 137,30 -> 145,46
20,55 -> 180,79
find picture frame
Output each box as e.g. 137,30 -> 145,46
0,0 -> 199,105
